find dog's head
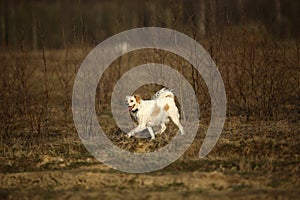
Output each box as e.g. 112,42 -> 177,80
125,95 -> 141,112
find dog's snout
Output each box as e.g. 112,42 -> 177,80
125,96 -> 130,105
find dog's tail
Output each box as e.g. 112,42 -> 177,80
152,88 -> 175,100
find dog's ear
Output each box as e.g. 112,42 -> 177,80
134,95 -> 141,104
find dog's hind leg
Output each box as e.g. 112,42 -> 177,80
156,123 -> 166,135
169,112 -> 184,135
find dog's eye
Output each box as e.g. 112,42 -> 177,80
130,100 -> 134,103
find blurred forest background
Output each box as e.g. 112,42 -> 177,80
1,0 -> 300,49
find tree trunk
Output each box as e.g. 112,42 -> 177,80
1,0 -> 9,48
207,0 -> 216,35
196,0 -> 206,37
32,7 -> 38,50
237,0 -> 245,23
164,8 -> 172,28
274,0 -> 281,23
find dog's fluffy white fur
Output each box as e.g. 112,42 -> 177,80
125,88 -> 184,139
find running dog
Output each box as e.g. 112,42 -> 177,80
125,88 -> 184,139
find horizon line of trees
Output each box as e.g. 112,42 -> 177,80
1,0 -> 299,50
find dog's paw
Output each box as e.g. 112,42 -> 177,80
154,131 -> 161,135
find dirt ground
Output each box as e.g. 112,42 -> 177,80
0,161 -> 299,200
1,117 -> 299,200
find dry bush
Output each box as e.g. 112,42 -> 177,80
0,48 -> 88,156
204,26 -> 300,120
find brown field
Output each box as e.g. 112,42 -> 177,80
0,26 -> 299,199
0,116 -> 299,199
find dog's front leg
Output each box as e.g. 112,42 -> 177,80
147,127 -> 155,140
127,125 -> 146,138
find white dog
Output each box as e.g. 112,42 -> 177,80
125,88 -> 184,139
